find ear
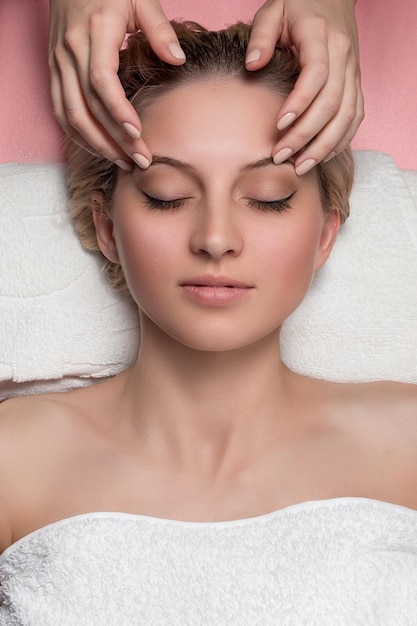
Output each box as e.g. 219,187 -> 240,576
315,208 -> 340,271
91,192 -> 120,264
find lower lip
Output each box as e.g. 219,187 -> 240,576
181,285 -> 252,306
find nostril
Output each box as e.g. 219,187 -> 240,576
189,214 -> 244,259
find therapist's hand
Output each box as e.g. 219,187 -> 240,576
49,0 -> 363,174
246,0 -> 364,175
48,0 -> 186,170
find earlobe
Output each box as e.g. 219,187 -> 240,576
91,193 -> 120,264
315,208 -> 340,270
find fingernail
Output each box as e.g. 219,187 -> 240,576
115,159 -> 133,172
132,153 -> 150,169
168,43 -> 186,61
323,151 -> 337,163
295,159 -> 316,176
277,112 -> 297,131
273,147 -> 293,165
246,48 -> 261,64
122,122 -> 141,140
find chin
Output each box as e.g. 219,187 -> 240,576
163,324 -> 281,354
140,310 -> 284,354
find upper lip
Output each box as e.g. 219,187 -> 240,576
180,275 -> 253,288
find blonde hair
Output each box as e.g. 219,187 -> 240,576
67,21 -> 354,292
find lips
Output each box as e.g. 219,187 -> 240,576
179,275 -> 253,306
180,275 -> 252,289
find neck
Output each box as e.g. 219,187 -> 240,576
118,322 -> 296,472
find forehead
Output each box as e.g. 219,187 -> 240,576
139,79 -> 285,167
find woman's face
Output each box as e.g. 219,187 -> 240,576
95,79 -> 339,352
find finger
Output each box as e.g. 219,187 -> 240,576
245,0 -> 284,69
50,62 -> 112,161
50,56 -> 81,143
49,37 -> 101,151
276,20 -> 330,130
274,34 -> 358,163
50,1 -> 184,164
292,55 -> 361,172
274,37 -> 348,161
61,20 -> 152,164
133,0 -> 186,65
49,42 -> 67,130
324,75 -> 364,159
86,8 -> 183,155
87,13 -> 145,136
58,56 -> 139,166
285,61 -> 360,174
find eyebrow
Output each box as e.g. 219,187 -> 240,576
240,157 -> 292,172
149,155 -> 293,172
150,155 -> 196,171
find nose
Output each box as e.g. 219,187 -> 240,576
189,202 -> 244,259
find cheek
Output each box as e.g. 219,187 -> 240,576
256,211 -> 324,316
262,216 -> 322,274
113,218 -> 183,301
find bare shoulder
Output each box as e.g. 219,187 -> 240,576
345,379 -> 417,424
0,389 -> 94,553
296,373 -> 417,422
332,379 -> 417,507
0,383 -> 113,478
0,391 -> 84,454
325,378 -> 417,441
0,378 -> 115,449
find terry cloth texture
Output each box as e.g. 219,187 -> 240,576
1,498 -> 417,624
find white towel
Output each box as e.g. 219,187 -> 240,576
0,163 -> 139,393
2,499 -> 417,624
281,151 -> 417,383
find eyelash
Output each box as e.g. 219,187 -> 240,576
142,192 -> 295,212
143,193 -> 188,210
247,192 -> 295,213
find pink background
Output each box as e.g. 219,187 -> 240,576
1,0 -> 416,169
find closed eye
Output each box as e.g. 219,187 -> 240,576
142,192 -> 295,212
247,192 -> 295,213
142,192 -> 191,210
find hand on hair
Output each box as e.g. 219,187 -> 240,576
245,0 -> 364,175
48,0 -> 186,170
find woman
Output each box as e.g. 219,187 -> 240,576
1,21 -> 416,624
